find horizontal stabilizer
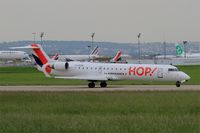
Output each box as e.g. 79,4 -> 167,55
10,45 -> 39,50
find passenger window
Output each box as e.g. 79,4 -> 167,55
168,68 -> 179,72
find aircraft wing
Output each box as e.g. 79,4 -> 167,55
93,56 -> 112,62
55,75 -> 108,81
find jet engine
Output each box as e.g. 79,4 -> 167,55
51,62 -> 69,70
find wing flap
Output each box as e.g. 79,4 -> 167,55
55,75 -> 108,81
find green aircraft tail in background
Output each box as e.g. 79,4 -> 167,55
176,44 -> 185,57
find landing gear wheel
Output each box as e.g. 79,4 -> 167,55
100,82 -> 107,88
88,82 -> 95,88
176,81 -> 181,87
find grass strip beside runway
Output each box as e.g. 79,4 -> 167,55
0,91 -> 199,133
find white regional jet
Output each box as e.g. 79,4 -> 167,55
14,44 -> 190,88
0,51 -> 31,63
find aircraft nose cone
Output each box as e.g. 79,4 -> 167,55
184,73 -> 191,81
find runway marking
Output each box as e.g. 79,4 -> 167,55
0,85 -> 199,92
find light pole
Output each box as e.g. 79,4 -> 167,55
40,32 -> 44,46
32,32 -> 36,43
88,45 -> 91,54
137,33 -> 141,63
163,41 -> 166,59
91,33 -> 95,53
183,41 -> 187,58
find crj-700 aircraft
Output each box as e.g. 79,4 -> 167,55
12,44 -> 190,88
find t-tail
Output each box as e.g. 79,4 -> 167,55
30,44 -> 54,77
175,44 -> 185,57
10,44 -> 53,77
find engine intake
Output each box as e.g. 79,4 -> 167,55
51,62 -> 69,70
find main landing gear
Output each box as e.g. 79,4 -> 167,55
88,81 -> 107,88
100,81 -> 107,88
88,82 -> 95,88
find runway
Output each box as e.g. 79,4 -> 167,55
0,85 -> 199,92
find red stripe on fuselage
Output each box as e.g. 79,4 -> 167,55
31,44 -> 48,64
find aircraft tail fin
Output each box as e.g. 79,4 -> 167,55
11,44 -> 53,77
176,44 -> 185,57
52,53 -> 59,60
90,46 -> 99,55
111,50 -> 122,63
30,44 -> 51,67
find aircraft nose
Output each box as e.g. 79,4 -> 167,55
184,73 -> 191,81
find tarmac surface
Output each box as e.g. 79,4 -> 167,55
0,85 -> 199,92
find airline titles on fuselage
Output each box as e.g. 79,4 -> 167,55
71,64 -> 158,78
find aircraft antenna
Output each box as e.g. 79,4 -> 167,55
32,32 -> 36,44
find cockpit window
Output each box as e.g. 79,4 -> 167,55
168,68 -> 179,72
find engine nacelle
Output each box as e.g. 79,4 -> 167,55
51,62 -> 69,70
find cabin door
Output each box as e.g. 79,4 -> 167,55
98,66 -> 102,74
157,68 -> 163,78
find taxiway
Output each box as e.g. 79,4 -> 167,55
0,85 -> 199,92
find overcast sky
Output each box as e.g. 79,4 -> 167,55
0,0 -> 199,43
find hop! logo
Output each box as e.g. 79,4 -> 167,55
129,66 -> 157,77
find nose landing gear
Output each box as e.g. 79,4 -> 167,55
176,81 -> 181,87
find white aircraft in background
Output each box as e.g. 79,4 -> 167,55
110,51 -> 131,63
0,51 -> 31,63
53,50 -> 123,63
110,50 -> 123,63
12,44 -> 190,88
58,46 -> 100,61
